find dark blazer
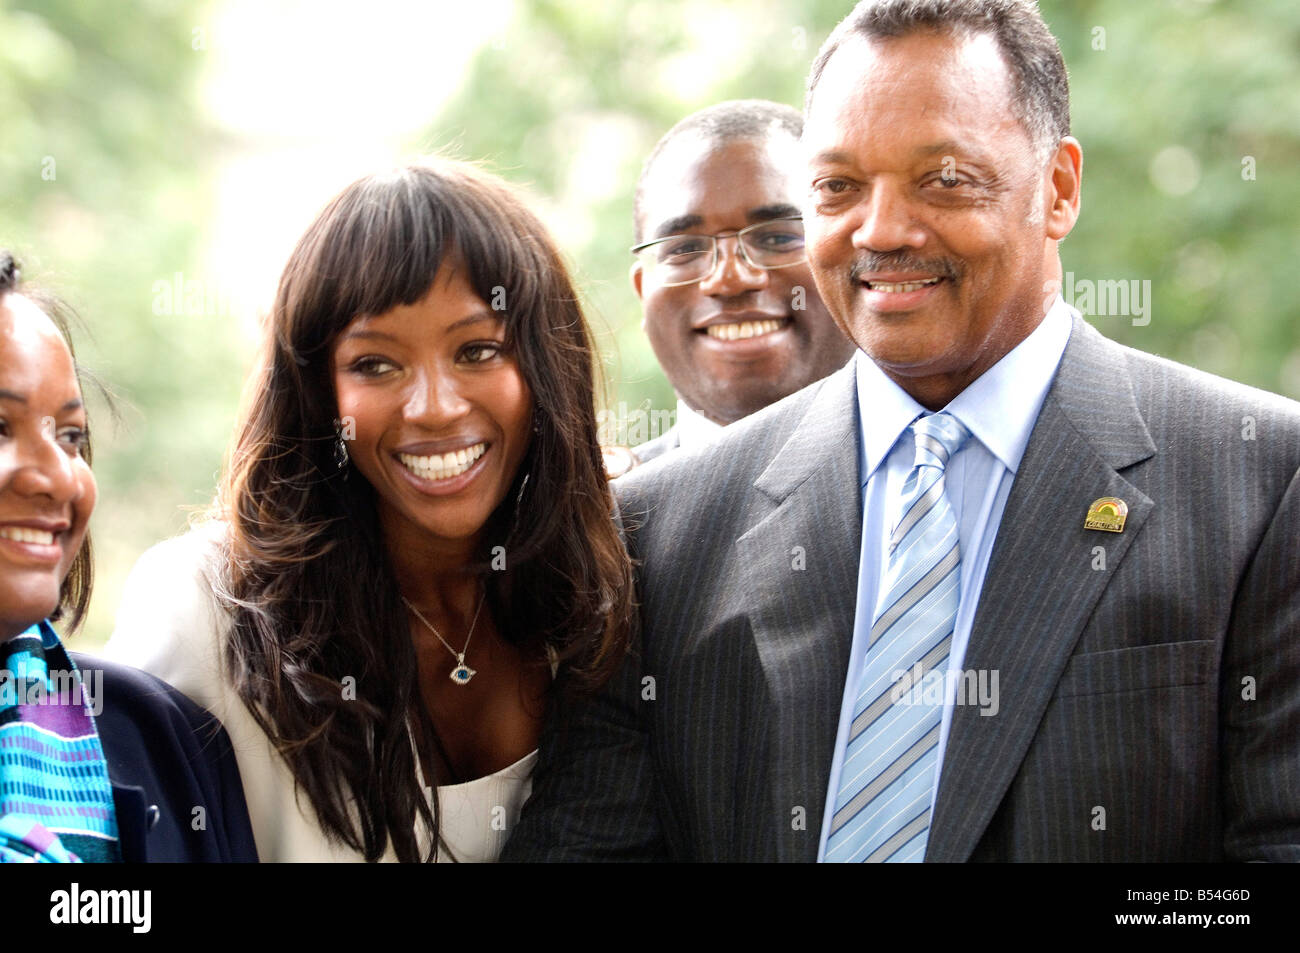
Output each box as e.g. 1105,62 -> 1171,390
505,315 -> 1300,861
72,653 -> 259,862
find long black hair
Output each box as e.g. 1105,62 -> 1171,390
213,160 -> 635,862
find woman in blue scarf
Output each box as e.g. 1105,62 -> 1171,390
0,251 -> 257,862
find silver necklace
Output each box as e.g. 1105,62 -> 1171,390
402,589 -> 487,686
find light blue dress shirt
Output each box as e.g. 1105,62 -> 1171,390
817,298 -> 1075,861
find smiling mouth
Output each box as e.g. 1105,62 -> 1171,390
0,527 -> 56,546
703,318 -> 790,341
397,442 -> 487,481
861,277 -> 944,293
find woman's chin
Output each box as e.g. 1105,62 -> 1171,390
377,495 -> 503,552
0,583 -> 61,634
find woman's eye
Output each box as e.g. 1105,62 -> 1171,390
57,427 -> 89,456
0,418 -> 84,455
349,356 -> 397,376
460,342 -> 503,364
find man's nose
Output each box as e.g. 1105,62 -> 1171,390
697,235 -> 769,296
850,184 -> 927,252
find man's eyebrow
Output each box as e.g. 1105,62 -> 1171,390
748,204 -> 802,222
913,140 -> 983,159
810,150 -> 855,167
812,143 -> 993,165
0,389 -> 26,404
652,214 -> 704,239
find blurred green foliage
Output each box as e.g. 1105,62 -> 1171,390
1,0 -> 1297,647
1,0 -> 241,647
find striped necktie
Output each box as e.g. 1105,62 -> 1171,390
826,412 -> 971,863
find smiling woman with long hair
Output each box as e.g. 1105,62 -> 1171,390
0,251 -> 256,863
106,160 -> 634,862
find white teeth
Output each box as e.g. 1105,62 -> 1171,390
398,443 -> 486,481
867,278 -> 942,293
0,527 -> 55,545
705,319 -> 786,340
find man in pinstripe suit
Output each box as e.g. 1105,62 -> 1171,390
504,0 -> 1300,862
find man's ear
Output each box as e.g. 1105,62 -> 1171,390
1046,136 -> 1082,241
630,261 -> 645,300
630,262 -> 648,332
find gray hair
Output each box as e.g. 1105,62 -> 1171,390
805,0 -> 1070,159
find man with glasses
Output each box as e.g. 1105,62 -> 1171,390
624,99 -> 854,468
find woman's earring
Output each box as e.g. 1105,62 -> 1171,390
334,424 -> 350,474
512,416 -> 539,528
512,472 -> 530,527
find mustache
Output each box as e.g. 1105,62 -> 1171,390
849,253 -> 961,282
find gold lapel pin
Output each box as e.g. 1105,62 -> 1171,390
1084,497 -> 1128,533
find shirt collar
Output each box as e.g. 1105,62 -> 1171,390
855,296 -> 1074,483
854,351 -> 928,486
675,397 -> 725,451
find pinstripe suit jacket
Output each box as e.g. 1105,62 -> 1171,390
632,425 -> 679,466
505,315 -> 1300,861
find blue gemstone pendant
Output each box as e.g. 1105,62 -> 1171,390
449,655 -> 476,685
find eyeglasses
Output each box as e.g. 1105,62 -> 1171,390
630,215 -> 806,287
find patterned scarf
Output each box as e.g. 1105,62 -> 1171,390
0,620 -> 120,863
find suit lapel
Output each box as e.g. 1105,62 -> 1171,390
927,317 -> 1158,861
733,364 -> 861,861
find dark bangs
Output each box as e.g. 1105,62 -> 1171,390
282,164 -> 554,359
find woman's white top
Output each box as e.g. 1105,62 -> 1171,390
103,520 -> 535,862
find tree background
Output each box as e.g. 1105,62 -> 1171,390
1,0 -> 1297,647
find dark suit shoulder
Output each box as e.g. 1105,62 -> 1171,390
617,373 -> 830,498
81,656 -> 235,759
1114,335 -> 1300,483
1054,321 -> 1300,505
1118,336 -> 1300,426
613,366 -> 854,567
631,426 -> 679,466
71,652 -> 259,862
79,655 -> 211,726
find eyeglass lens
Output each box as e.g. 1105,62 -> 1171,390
640,219 -> 805,285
